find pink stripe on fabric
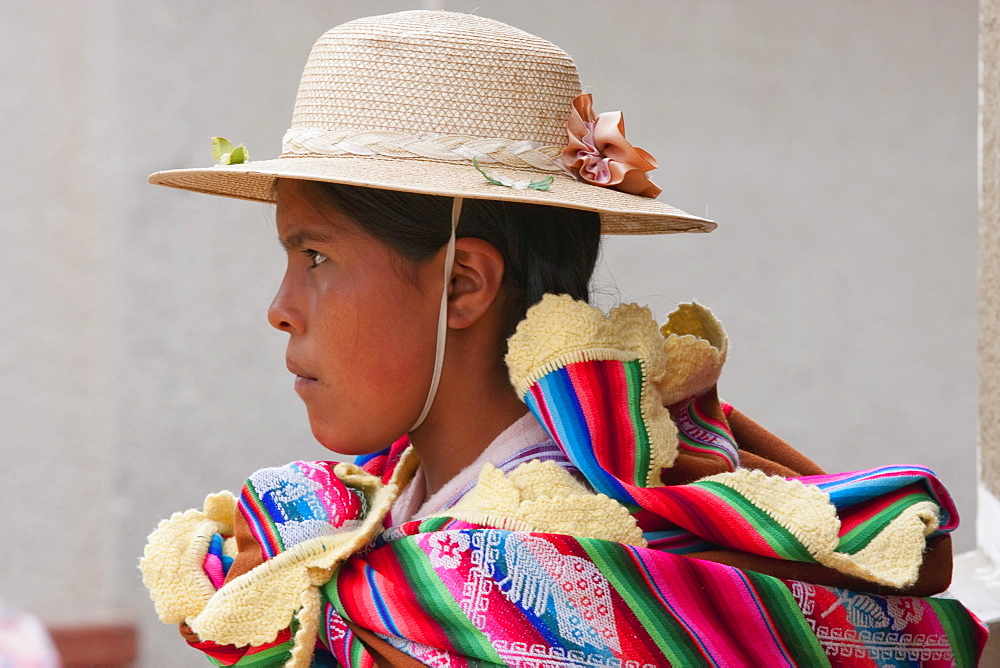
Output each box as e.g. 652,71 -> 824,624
203,553 -> 226,590
637,550 -> 797,666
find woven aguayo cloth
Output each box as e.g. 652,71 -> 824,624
141,296 -> 987,666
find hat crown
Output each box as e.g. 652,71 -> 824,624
290,11 -> 582,147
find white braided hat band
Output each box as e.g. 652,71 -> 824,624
282,129 -> 564,172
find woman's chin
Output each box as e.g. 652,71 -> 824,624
309,421 -> 403,458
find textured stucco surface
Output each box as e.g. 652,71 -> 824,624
983,0 -> 1000,502
976,0 -> 1000,638
0,1 -> 978,664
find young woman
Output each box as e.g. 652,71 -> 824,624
266,178 -> 601,507
141,11 -> 986,666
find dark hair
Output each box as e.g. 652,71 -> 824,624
310,181 -> 601,343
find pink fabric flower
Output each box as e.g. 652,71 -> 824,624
560,93 -> 662,198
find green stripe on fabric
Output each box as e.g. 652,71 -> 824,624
580,539 -> 709,666
393,539 -> 504,664
741,570 -> 830,667
208,640 -> 293,667
245,481 -> 283,553
348,633 -> 366,667
206,618 -> 298,667
322,576 -> 367,667
687,402 -> 734,443
624,359 -> 651,486
836,493 -> 934,555
419,517 -> 452,532
926,598 -> 978,667
678,431 -> 724,454
696,481 -> 817,563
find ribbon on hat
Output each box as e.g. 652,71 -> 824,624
281,128 -> 564,172
560,94 -> 662,198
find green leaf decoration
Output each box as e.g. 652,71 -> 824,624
211,137 -> 248,165
228,144 -> 249,164
211,137 -> 233,163
528,175 -> 554,191
473,157 -> 554,192
473,157 -> 505,186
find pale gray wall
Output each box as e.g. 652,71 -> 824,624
0,1 -> 977,664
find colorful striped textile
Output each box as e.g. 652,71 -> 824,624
524,355 -> 958,570
203,533 -> 234,589
526,358 -> 655,499
186,626 -> 295,667
240,461 -> 366,559
673,395 -> 740,470
319,524 -> 986,667
790,581 -> 983,667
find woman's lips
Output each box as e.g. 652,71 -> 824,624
294,375 -> 317,393
287,360 -> 317,392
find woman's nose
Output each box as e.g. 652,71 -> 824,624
267,271 -> 303,334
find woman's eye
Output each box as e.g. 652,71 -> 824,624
303,249 -> 329,267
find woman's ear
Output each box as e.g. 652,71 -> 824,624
446,237 -> 505,330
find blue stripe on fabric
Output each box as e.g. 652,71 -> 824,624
353,446 -> 390,467
642,528 -> 714,548
241,486 -> 279,558
816,467 -> 936,507
536,368 -> 633,503
365,564 -> 402,638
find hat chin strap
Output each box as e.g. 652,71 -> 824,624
408,197 -> 462,433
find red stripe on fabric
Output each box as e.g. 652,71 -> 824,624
529,384 -> 561,450
379,436 -> 412,484
368,543 -> 452,650
334,562 -> 384,633
566,361 -> 637,486
633,486 -> 781,558
240,487 -> 281,557
632,508 -> 678,532
838,483 -> 924,535
359,453 -> 387,477
348,544 -> 452,651
602,360 -> 644,484
187,628 -> 292,664
650,556 -> 792,666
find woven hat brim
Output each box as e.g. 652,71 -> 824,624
148,156 -> 715,235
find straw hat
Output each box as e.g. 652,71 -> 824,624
149,10 -> 715,235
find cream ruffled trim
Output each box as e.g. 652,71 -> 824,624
435,460 -> 646,546
657,302 -> 728,406
505,295 -> 732,484
704,468 -> 940,588
140,491 -> 238,625
140,448 -> 420,667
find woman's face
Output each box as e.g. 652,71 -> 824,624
268,179 -> 442,455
